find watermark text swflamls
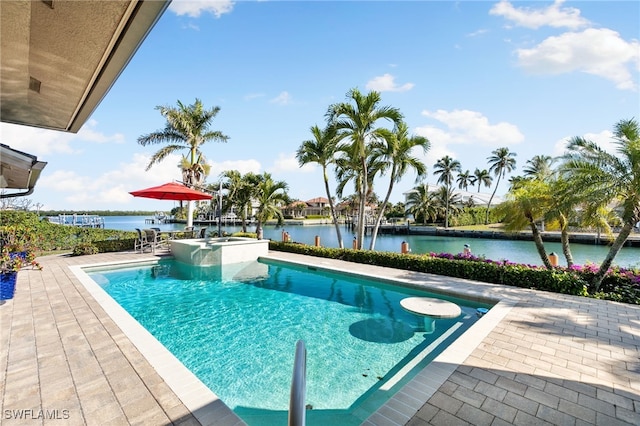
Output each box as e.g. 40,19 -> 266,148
3,409 -> 70,420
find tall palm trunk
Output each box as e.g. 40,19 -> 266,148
558,214 -> 574,267
255,219 -> 263,240
592,220 -> 635,291
323,167 -> 343,248
241,205 -> 248,233
526,212 -> 553,269
444,187 -> 450,228
369,177 -> 395,250
356,157 -> 367,250
485,173 -> 502,225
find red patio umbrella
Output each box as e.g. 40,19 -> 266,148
129,182 -> 212,201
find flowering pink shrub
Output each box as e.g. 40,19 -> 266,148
425,252 -> 640,302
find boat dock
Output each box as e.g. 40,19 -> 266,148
145,212 -> 168,224
47,213 -> 105,228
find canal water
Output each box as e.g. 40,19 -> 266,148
103,216 -> 640,269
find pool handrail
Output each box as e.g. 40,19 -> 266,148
288,340 -> 307,426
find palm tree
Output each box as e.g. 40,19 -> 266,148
507,175 -> 528,192
253,173 -> 289,239
435,186 -> 462,225
203,180 -> 222,228
509,163 -> 582,268
543,176 -> 577,267
367,122 -> 429,250
327,88 -> 403,249
485,147 -> 517,224
220,170 -> 242,213
523,155 -> 556,181
473,168 -> 492,193
340,193 -> 360,219
221,170 -> 258,233
333,142 -> 377,204
137,98 -> 229,227
180,155 -> 210,189
296,125 -> 344,248
496,179 -> 554,269
433,155 -> 461,228
405,184 -> 442,225
561,118 -> 640,291
456,170 -> 474,191
575,204 -> 618,246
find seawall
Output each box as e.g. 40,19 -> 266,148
411,226 -> 640,247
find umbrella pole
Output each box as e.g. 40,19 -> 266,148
187,200 -> 194,228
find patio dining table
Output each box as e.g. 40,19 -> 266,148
158,229 -> 196,241
159,230 -> 182,241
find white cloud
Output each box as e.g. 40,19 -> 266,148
270,91 -> 293,105
0,123 -> 74,156
36,157 -> 261,208
77,120 -> 125,144
413,133 -> 457,170
272,153 -> 315,173
410,109 -> 519,190
37,153 -> 184,208
39,170 -> 87,193
414,126 -> 454,147
103,153 -> 182,185
168,0 -> 234,18
490,0 -> 590,30
0,121 -> 125,156
366,74 -> 414,93
97,185 -> 134,205
419,109 -> 524,147
516,28 -> 639,90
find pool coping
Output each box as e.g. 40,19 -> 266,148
70,261 -> 244,426
69,253 -> 518,426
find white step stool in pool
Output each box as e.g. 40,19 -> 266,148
400,297 -> 462,333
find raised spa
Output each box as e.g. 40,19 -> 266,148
169,237 -> 269,266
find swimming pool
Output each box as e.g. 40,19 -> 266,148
85,258 -> 494,425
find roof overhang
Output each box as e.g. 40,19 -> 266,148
0,143 -> 47,198
0,0 -> 169,133
0,0 -> 169,199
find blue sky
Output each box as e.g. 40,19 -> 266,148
2,0 -> 639,212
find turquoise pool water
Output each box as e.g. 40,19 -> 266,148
89,259 -> 490,425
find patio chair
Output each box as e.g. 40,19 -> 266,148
144,228 -> 164,253
134,228 -> 150,253
184,226 -> 196,238
199,227 -> 208,238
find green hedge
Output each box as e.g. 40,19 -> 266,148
92,238 -> 136,253
267,242 -> 640,304
449,206 -> 503,227
1,211 -> 136,254
232,232 -> 258,238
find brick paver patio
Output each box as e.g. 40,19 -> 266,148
1,250 -> 639,425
